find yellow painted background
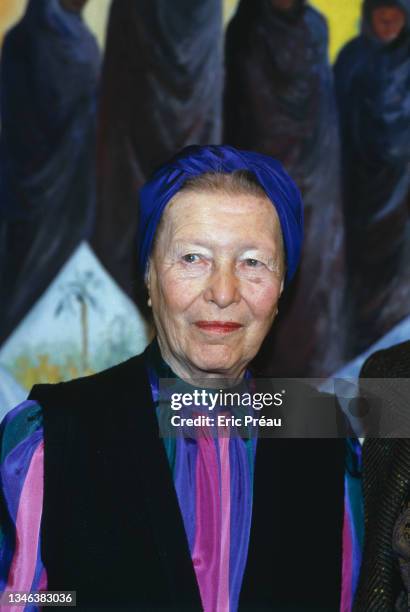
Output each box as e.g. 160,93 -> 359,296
1,0 -> 362,61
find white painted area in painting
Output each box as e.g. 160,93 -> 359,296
328,315 -> 410,381
0,242 -> 152,386
317,316 -> 410,439
83,0 -> 111,49
0,366 -> 26,421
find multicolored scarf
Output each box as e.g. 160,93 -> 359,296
145,339 -> 257,611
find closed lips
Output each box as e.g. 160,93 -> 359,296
194,321 -> 243,331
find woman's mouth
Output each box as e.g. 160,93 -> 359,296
194,321 -> 243,334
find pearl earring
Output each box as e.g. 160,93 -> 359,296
147,296 -> 152,307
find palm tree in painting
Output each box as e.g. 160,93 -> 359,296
55,271 -> 102,373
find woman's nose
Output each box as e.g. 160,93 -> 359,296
203,263 -> 241,308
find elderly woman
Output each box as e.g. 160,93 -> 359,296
0,146 -> 347,611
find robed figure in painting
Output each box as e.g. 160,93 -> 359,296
93,0 -> 223,298
224,0 -> 345,377
0,0 -> 100,344
335,0 -> 410,357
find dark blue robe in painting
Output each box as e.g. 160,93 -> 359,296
225,0 -> 345,377
0,0 -> 100,344
92,0 -> 223,299
335,0 -> 410,357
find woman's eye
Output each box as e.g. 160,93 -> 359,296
182,253 -> 201,263
244,258 -> 262,267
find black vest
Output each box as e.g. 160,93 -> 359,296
30,350 -> 346,611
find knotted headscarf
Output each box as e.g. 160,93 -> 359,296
137,145 -> 303,286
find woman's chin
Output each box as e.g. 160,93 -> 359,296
187,344 -> 244,378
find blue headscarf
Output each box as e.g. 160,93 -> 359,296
137,145 -> 304,286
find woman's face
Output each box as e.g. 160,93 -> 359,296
147,190 -> 284,381
371,6 -> 406,43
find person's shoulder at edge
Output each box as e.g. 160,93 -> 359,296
360,340 -> 410,379
27,349 -> 148,410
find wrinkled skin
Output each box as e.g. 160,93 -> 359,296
147,190 -> 284,381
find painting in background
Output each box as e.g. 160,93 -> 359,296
335,0 -> 410,356
0,0 -> 101,343
0,243 -> 151,392
92,0 -> 223,298
0,0 -> 362,57
225,0 -> 345,377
